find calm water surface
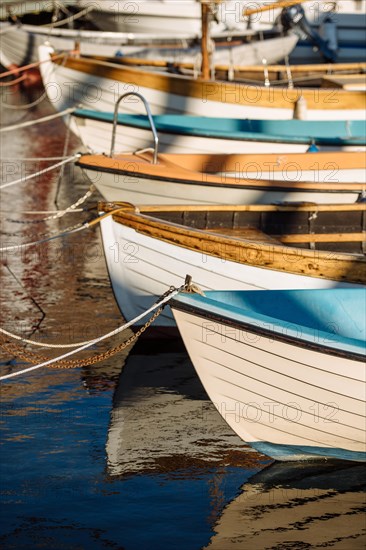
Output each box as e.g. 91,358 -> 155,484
0,88 -> 365,549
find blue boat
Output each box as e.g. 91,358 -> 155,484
170,287 -> 366,462
72,109 -> 366,154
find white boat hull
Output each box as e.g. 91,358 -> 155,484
100,216 -> 359,328
84,168 -> 362,204
171,307 -> 366,461
127,35 -> 298,67
0,23 -> 165,68
38,44 -> 366,121
73,115 -> 365,155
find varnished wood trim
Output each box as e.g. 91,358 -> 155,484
107,208 -> 366,284
278,233 -> 366,243
55,55 -> 366,110
102,202 -> 366,213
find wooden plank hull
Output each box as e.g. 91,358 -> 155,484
170,288 -> 366,461
99,203 -> 366,327
78,151 -> 366,204
0,23 -> 163,67
0,23 -> 296,69
38,46 -> 366,121
73,111 -> 366,154
123,35 -> 299,67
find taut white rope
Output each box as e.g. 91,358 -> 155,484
0,106 -> 79,133
0,154 -> 80,190
0,287 -> 182,381
0,223 -> 86,252
0,327 -> 103,349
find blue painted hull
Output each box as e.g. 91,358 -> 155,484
74,110 -> 366,147
251,441 -> 366,463
171,288 -> 366,463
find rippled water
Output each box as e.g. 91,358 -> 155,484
1,87 -> 365,549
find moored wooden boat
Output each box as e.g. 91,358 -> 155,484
116,34 -> 299,68
0,21 -> 296,70
73,109 -> 366,154
170,287 -> 366,462
98,201 -> 366,328
78,149 -> 366,204
38,46 -> 366,120
0,23 -> 190,68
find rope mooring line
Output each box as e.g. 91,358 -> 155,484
4,185 -> 95,224
0,209 -> 83,215
0,206 -> 131,251
0,106 -> 79,132
0,284 -> 186,381
0,74 -> 27,87
0,222 -> 86,252
0,5 -> 93,36
0,153 -> 80,190
42,4 -> 94,28
0,50 -> 75,80
0,88 -> 48,110
0,326 -> 101,349
0,51 -> 72,110
1,155 -> 77,161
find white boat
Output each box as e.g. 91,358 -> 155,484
72,108 -> 366,155
170,287 -> 366,462
78,148 -> 366,204
0,22 -> 177,68
98,202 -> 366,328
0,22 -> 297,69
112,33 -> 298,68
37,45 -> 366,121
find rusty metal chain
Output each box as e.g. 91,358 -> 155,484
0,307 -> 163,370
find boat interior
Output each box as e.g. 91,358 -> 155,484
105,203 -> 366,255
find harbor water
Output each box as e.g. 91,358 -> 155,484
1,87 -> 365,550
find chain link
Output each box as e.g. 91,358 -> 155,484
0,307 -> 163,370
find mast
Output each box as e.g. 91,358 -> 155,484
201,1 -> 211,80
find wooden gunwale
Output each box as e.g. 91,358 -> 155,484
157,151 -> 366,170
90,54 -> 366,75
102,203 -> 366,284
54,55 -> 366,110
79,153 -> 366,192
104,203 -> 366,213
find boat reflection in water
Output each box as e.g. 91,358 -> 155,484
105,339 -> 267,478
104,341 -> 365,548
205,460 -> 366,549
